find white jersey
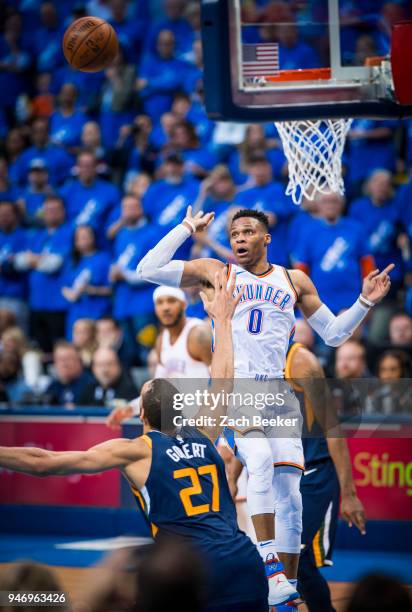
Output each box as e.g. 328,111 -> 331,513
229,263 -> 297,379
159,317 -> 210,379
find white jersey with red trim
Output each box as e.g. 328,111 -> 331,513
229,263 -> 297,379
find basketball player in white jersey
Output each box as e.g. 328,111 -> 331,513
107,285 -> 211,427
136,205 -> 393,606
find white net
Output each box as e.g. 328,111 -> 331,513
274,118 -> 353,205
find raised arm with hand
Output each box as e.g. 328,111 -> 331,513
291,264 -> 394,347
136,206 -> 223,288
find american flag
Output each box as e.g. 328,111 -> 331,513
242,43 -> 279,77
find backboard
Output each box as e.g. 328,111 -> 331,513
201,0 -> 412,122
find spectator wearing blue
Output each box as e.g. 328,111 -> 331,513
32,2 -> 63,73
171,90 -> 214,147
235,152 -> 297,266
150,111 -> 178,151
44,340 -> 92,407
51,65 -> 104,117
99,48 -> 137,148
14,118 -> 73,187
183,37 -> 204,90
0,201 -> 28,331
60,150 -> 120,244
17,159 -> 54,226
109,194 -> 161,365
50,83 -> 88,153
191,166 -> 238,259
62,225 -> 112,337
121,115 -> 157,181
80,122 -> 107,168
227,124 -> 287,185
292,192 -> 376,314
138,30 -> 194,122
108,0 -> 144,64
145,0 -> 194,58
16,196 -> 72,354
142,151 -> 199,259
0,13 -> 32,123
348,170 -> 405,293
163,120 -> 217,179
346,119 -> 398,196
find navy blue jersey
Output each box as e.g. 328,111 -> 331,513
131,429 -> 267,606
286,343 -> 330,467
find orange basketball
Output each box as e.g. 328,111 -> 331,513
62,16 -> 119,73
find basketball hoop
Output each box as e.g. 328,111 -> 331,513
274,117 -> 353,205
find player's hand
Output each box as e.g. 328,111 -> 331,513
199,267 -> 244,321
183,205 -> 215,234
106,405 -> 134,429
341,492 -> 366,535
361,263 -> 394,304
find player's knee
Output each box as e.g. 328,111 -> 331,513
282,489 -> 302,532
246,449 -> 273,492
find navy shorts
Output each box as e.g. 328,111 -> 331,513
300,458 -> 340,566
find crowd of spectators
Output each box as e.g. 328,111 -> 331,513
0,0 -> 411,410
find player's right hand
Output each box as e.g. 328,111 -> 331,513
106,405 -> 134,429
183,205 -> 215,234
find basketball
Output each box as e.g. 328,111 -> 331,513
62,17 -> 119,73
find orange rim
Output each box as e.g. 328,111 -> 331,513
265,67 -> 331,83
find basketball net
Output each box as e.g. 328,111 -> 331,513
274,118 -> 353,205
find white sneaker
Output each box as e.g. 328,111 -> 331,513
264,555 -> 299,606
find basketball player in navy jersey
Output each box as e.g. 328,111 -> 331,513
0,269 -> 269,612
136,204 -> 393,605
285,340 -> 366,612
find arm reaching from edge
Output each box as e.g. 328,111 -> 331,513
136,205 -> 223,288
0,438 -> 147,477
290,264 -> 394,347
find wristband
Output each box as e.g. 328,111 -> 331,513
359,294 -> 375,309
182,218 -> 196,234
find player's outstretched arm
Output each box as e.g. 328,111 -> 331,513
0,438 -> 147,477
290,264 -> 394,347
194,270 -> 244,440
136,205 -> 224,288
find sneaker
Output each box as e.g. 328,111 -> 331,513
265,555 -> 299,606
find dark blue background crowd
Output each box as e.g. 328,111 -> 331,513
0,0 -> 412,407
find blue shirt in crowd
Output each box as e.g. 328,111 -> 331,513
64,250 -> 111,335
0,227 -> 27,299
14,144 -> 73,187
60,178 -> 121,242
347,120 -> 397,184
293,217 -> 369,313
139,54 -> 195,121
28,223 -> 73,312
112,221 -> 159,319
348,195 -> 404,283
50,109 -> 88,149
